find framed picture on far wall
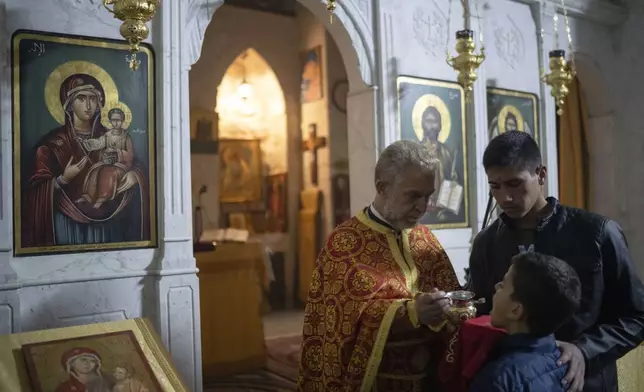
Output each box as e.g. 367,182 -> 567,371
487,88 -> 539,144
266,173 -> 287,233
397,76 -> 469,229
219,139 -> 263,203
301,46 -> 323,103
190,108 -> 219,154
11,30 -> 157,256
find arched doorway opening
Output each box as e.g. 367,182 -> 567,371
187,1 -> 376,387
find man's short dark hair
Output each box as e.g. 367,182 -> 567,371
483,131 -> 542,171
511,252 -> 581,337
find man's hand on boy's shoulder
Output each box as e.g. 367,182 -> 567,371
556,340 -> 585,392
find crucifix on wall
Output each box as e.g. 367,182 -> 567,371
302,123 -> 327,187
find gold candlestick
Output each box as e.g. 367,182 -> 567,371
103,0 -> 161,71
541,50 -> 575,116
447,30 -> 485,99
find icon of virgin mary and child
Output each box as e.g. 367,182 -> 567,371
20,66 -> 151,249
54,347 -> 151,392
76,104 -> 134,210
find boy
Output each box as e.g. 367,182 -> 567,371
468,131 -> 644,391
469,252 -> 581,391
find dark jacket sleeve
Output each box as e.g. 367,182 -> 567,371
468,232 -> 493,315
572,220 -> 644,373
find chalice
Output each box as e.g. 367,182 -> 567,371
445,290 -> 486,326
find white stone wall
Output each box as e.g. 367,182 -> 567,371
609,1 -> 644,278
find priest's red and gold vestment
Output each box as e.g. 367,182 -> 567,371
297,209 -> 461,392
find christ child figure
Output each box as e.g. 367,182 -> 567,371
76,108 -> 136,209
112,363 -> 150,392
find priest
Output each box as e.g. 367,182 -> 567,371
297,140 -> 462,392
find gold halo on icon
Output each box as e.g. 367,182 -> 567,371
44,61 -> 119,125
101,101 -> 133,130
498,105 -> 525,133
411,94 -> 451,144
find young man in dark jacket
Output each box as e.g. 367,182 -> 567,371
468,131 -> 644,392
469,252 -> 582,392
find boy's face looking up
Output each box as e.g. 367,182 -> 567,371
490,253 -> 581,336
490,265 -> 525,331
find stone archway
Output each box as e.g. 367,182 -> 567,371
184,0 -> 379,211
154,3 -> 379,389
216,48 -> 288,175
185,0 -> 374,90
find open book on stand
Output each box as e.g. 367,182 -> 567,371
200,228 -> 250,243
436,151 -> 463,215
437,179 -> 463,215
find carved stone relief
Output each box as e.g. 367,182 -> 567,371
185,0 -> 373,87
412,5 -> 448,58
355,0 -> 370,27
53,0 -> 118,28
357,0 -> 369,15
492,14 -> 525,69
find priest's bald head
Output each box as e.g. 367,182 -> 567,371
373,140 -> 438,230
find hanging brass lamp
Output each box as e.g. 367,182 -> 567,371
447,29 -> 485,99
103,0 -> 161,71
445,0 -> 485,99
542,50 -> 575,116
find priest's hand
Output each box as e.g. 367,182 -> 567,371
556,340 -> 585,391
416,289 -> 451,326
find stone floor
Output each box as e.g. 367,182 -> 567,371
204,313 -> 303,392
262,310 -> 304,339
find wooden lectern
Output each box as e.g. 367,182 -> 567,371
196,241 -> 268,380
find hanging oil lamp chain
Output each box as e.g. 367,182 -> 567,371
327,0 -> 337,24
541,0 -> 576,116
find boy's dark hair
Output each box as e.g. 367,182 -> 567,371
483,131 -> 542,171
510,252 -> 581,337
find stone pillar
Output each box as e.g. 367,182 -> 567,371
149,1 -> 208,390
347,86 -> 378,213
530,2 -> 559,198
463,1 -> 490,238
377,2 -> 396,151
0,0 -> 21,336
